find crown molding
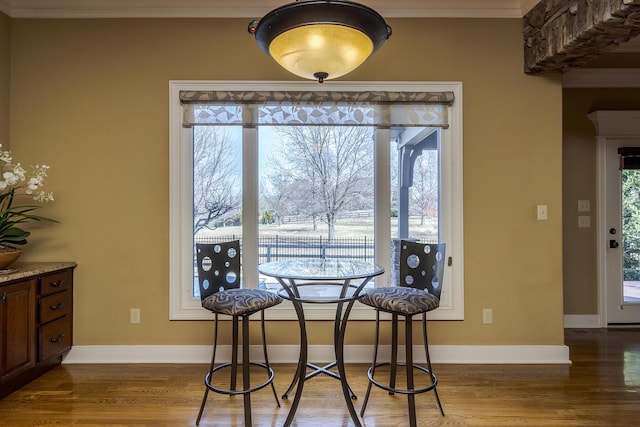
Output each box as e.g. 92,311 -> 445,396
3,0 -> 540,19
588,110 -> 640,137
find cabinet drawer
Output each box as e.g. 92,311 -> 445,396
39,315 -> 71,361
39,270 -> 73,297
39,289 -> 72,324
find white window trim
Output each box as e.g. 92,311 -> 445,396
169,80 -> 464,321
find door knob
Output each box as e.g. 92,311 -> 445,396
610,240 -> 619,248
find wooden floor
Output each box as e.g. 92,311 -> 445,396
1,328 -> 639,426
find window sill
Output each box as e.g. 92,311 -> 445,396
170,300 -> 462,321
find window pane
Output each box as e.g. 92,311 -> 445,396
258,126 -> 375,286
408,149 -> 439,242
391,128 -> 440,242
192,125 -> 242,297
622,169 -> 640,303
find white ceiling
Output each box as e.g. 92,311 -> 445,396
0,0 -> 542,19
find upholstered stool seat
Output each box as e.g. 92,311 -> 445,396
359,287 -> 439,316
201,288 -> 283,316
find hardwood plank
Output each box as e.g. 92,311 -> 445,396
0,329 -> 639,426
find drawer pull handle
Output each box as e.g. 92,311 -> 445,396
50,334 -> 65,343
50,280 -> 65,288
50,302 -> 66,311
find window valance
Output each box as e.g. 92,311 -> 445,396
179,90 -> 454,128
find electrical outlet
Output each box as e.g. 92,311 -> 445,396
482,308 -> 493,325
130,308 -> 141,324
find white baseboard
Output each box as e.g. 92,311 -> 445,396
564,314 -> 601,328
63,344 -> 571,365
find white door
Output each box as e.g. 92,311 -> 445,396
603,138 -> 640,325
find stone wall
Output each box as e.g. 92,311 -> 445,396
524,0 -> 640,73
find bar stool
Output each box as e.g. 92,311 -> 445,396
195,240 -> 283,426
359,240 -> 446,427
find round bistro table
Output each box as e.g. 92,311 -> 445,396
259,258 -> 384,427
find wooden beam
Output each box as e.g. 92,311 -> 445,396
524,0 -> 640,73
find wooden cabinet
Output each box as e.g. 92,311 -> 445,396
0,263 -> 75,398
0,280 -> 36,382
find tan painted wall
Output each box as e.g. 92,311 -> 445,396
9,17 -> 564,346
0,12 -> 9,144
563,88 -> 640,314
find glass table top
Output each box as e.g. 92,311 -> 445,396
258,258 -> 384,281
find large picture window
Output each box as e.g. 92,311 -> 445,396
169,81 -> 464,320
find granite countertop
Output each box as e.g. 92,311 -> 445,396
0,262 -> 77,283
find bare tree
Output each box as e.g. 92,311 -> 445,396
261,169 -> 298,226
410,150 -> 438,225
193,126 -> 241,234
270,126 -> 374,240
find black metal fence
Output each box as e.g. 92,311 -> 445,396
194,235 -> 374,263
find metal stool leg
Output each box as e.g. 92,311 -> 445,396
260,311 -> 280,407
405,315 -> 417,427
196,313 -> 219,425
423,313 -> 444,416
242,315 -> 252,426
231,316 -> 239,392
389,313 -> 398,395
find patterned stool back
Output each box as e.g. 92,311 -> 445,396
399,241 -> 446,300
196,240 -> 241,301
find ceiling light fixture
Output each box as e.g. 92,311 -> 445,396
248,0 -> 392,83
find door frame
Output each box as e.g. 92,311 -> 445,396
591,110 -> 640,327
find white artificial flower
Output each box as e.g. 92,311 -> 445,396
13,164 -> 26,181
0,145 -> 12,164
0,143 -> 56,247
33,191 -> 54,202
26,177 -> 40,193
3,171 -> 19,186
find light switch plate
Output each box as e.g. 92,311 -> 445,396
537,205 -> 548,220
578,200 -> 591,212
578,216 -> 591,228
483,308 -> 493,324
130,308 -> 141,324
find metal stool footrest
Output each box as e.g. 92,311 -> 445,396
367,361 -> 438,395
204,361 -> 275,396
